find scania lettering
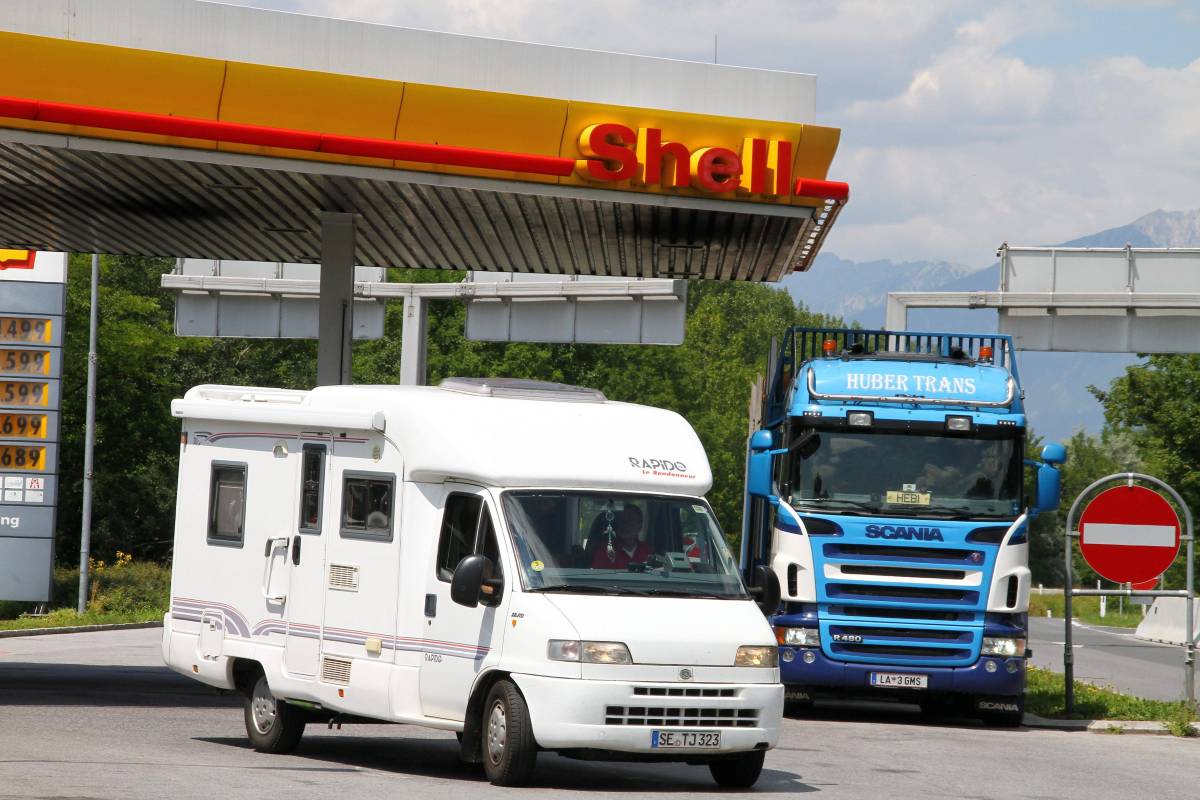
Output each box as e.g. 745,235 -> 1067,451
163,378 -> 783,787
741,329 -> 1066,726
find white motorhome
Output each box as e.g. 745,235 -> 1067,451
162,378 -> 783,787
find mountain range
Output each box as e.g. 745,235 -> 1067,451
777,209 -> 1200,441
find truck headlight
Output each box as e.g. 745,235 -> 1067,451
774,626 -> 821,647
548,640 -> 632,664
981,637 -> 1026,658
735,645 -> 779,667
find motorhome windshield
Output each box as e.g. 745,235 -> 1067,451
788,428 -> 1023,520
501,491 -> 747,599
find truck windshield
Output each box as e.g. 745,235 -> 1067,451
501,491 -> 748,599
788,428 -> 1023,519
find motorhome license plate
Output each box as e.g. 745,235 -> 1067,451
651,731 -> 722,749
870,672 -> 928,689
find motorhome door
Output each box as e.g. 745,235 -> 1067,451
283,441 -> 329,677
420,485 -> 506,720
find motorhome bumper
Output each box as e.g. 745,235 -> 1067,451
512,674 -> 783,753
779,648 -> 1025,696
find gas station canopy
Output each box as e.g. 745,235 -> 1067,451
0,0 -> 848,282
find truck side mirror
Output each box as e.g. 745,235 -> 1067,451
748,564 -> 781,616
1041,441 -> 1067,465
1033,463 -> 1062,515
450,554 -> 498,608
747,429 -> 775,500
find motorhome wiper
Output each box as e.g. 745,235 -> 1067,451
530,584 -> 621,595
631,588 -> 738,600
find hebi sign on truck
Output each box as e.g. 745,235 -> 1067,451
742,328 -> 1066,725
163,378 -> 782,788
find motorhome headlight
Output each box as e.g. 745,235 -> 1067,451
847,411 -> 873,428
735,645 -> 779,668
774,626 -> 821,647
980,637 -> 1026,658
547,640 -> 632,664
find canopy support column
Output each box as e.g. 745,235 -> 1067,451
317,211 -> 357,386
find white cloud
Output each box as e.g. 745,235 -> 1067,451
232,1 -> 1200,265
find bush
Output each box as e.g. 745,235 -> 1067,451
1,552 -> 170,621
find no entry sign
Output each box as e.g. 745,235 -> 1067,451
1079,485 -> 1181,584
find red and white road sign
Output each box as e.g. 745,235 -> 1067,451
1079,485 -> 1181,584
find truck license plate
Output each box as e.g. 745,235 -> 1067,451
651,730 -> 722,749
870,672 -> 928,689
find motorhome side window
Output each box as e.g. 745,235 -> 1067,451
207,462 -> 247,545
437,494 -> 482,581
340,471 -> 394,541
298,445 -> 325,533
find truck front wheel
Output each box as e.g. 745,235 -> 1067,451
481,680 -> 538,786
244,675 -> 306,753
709,750 -> 766,788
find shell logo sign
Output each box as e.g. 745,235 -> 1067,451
575,124 -> 849,202
0,250 -> 35,270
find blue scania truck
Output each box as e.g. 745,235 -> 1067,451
741,328 -> 1066,725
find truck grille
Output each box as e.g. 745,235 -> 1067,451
605,706 -> 759,727
826,623 -> 979,665
816,533 -> 996,667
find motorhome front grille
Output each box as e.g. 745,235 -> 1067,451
632,687 -> 738,698
605,706 -> 759,727
328,563 -> 360,591
321,656 -> 352,685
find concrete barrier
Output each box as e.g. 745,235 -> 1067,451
1134,597 -> 1200,645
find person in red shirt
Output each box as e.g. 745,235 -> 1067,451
592,506 -> 652,569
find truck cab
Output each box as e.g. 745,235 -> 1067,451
742,329 -> 1065,725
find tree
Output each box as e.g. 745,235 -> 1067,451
52,257 -> 840,564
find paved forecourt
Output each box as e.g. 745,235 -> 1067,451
1,628 -> 1195,800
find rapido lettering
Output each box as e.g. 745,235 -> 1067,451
629,457 -> 688,472
576,125 -> 802,197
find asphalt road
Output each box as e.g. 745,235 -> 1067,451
1027,616 -> 1191,701
1,628 -> 1197,800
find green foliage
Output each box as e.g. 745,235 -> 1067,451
1094,355 -> 1199,588
1026,592 -> 1145,629
1026,427 -> 1142,585
48,256 -> 839,581
0,554 -> 170,625
1026,666 -> 1196,734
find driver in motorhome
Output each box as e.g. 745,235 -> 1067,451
592,505 -> 652,568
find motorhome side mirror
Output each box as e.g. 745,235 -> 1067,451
1041,441 -> 1067,465
1034,463 -> 1062,515
450,554 -> 495,608
749,565 -> 781,616
747,429 -> 775,500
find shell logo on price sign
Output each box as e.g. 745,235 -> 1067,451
0,250 -> 35,270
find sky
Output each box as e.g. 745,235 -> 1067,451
223,0 -> 1200,269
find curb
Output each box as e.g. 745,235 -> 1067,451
1023,713 -> 1092,731
0,620 -> 163,638
1087,720 -> 1200,736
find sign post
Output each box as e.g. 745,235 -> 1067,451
0,250 -> 66,603
1063,473 -> 1194,710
